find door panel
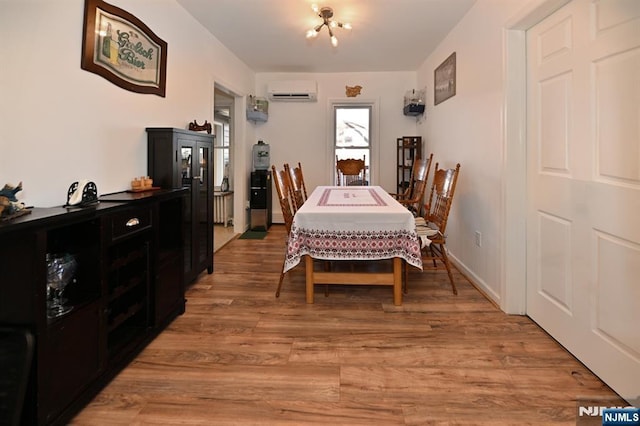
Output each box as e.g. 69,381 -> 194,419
526,0 -> 640,404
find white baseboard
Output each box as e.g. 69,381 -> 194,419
448,252 -> 503,311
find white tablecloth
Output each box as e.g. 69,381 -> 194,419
284,186 -> 423,272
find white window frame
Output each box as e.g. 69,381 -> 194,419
327,98 -> 379,186
213,119 -> 230,190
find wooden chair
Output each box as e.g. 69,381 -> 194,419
390,153 -> 433,217
272,165 -> 296,297
336,156 -> 366,186
411,162 -> 461,295
284,162 -> 307,211
293,162 -> 308,199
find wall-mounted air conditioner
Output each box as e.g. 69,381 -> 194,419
267,80 -> 317,102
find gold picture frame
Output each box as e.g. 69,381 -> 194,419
434,52 -> 456,105
81,0 -> 167,97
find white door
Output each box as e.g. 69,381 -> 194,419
526,0 -> 640,404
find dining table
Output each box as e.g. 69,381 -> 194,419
283,185 -> 422,305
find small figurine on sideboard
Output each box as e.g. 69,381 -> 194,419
0,181 -> 29,221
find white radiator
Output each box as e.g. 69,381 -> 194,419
213,192 -> 233,226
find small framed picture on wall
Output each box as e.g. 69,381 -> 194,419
434,52 -> 456,105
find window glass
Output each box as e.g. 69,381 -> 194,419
213,120 -> 230,190
334,106 -> 371,184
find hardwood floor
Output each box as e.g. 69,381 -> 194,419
71,224 -> 623,425
214,224 -> 237,253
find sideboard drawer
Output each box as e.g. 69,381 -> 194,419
109,206 -> 152,241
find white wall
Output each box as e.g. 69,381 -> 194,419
417,0 -> 542,307
254,72 -> 420,221
0,0 -> 254,210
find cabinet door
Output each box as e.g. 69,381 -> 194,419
194,141 -> 213,275
42,301 -> 102,424
155,196 -> 185,325
177,139 -> 196,281
0,231 -> 39,324
172,133 -> 214,284
155,253 -> 183,324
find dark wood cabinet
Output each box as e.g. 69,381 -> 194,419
146,128 -> 214,284
0,189 -> 185,425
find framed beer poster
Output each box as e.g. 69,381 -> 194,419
81,0 -> 167,97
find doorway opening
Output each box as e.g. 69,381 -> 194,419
213,88 -> 236,251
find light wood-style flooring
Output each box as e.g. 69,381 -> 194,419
71,224 -> 624,425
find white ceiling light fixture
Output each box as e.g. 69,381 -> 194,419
305,4 -> 352,47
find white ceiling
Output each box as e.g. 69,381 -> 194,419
176,0 -> 477,73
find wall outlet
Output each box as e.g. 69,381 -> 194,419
475,231 -> 482,247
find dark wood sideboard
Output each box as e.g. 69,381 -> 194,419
0,189 -> 186,425
146,128 -> 214,284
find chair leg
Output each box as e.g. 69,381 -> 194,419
430,245 -> 437,268
438,243 -> 458,295
276,257 -> 286,297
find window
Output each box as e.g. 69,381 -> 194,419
213,117 -> 230,190
334,105 -> 371,184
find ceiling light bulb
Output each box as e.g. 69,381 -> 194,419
306,5 -> 350,47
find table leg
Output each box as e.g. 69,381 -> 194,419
393,257 -> 402,306
305,255 -> 314,304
